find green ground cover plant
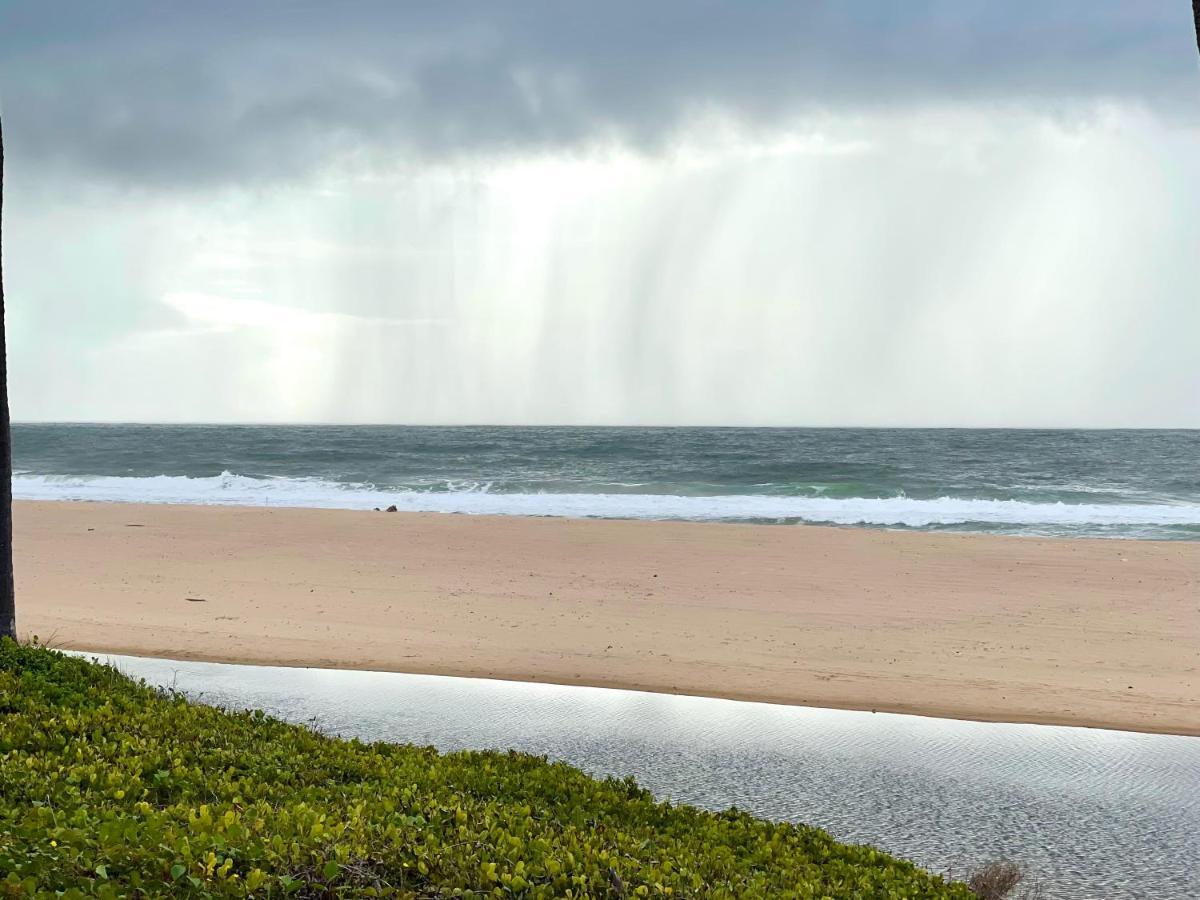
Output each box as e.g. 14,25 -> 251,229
0,641 -> 973,898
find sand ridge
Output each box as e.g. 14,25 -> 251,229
14,500 -> 1200,735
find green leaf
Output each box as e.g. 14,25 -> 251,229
0,642 -> 974,900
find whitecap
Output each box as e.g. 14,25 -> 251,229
14,472 -> 1200,528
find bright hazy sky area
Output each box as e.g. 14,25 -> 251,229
1,2 -> 1198,426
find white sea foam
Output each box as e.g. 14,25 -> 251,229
13,472 -> 1200,528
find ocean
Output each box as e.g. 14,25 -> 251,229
12,424 -> 1200,540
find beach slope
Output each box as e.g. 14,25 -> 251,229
14,500 -> 1199,735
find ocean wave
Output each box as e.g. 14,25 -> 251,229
13,472 -> 1200,528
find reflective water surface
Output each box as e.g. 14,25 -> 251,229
90,654 -> 1200,899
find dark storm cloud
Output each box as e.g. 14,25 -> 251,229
1,1 -> 1196,187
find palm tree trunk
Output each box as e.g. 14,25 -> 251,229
0,114 -> 14,641
1194,0 -> 1200,56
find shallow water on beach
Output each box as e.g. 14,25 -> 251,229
85,653 -> 1200,899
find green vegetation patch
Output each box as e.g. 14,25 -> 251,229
0,641 -> 971,898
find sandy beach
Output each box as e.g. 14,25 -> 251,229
13,499 -> 1199,735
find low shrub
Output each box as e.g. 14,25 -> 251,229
0,640 -> 973,897
965,861 -> 1028,900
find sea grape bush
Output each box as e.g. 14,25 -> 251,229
0,641 -> 972,898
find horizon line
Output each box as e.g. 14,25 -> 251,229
10,421 -> 1200,432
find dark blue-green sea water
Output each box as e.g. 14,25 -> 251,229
12,424 -> 1200,539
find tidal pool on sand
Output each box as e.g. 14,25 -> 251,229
88,653 -> 1200,899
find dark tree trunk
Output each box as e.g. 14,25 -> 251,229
0,115 -> 14,641
1194,0 -> 1200,56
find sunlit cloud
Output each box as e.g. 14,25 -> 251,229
2,2 -> 1197,426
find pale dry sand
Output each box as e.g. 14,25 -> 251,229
13,500 -> 1199,735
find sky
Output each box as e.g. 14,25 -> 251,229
1,1 -> 1198,427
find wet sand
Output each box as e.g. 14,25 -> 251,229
13,500 -> 1200,735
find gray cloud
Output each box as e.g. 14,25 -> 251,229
2,1 -> 1197,187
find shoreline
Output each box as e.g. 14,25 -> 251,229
13,494 -> 1196,546
63,647 -> 1200,739
15,500 -> 1200,736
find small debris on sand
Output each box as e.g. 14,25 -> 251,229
185,597 -> 207,603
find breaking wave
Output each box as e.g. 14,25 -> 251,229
14,471 -> 1200,529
